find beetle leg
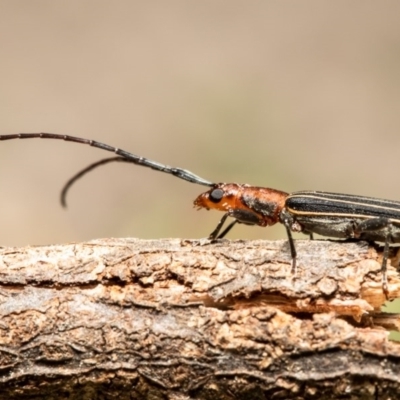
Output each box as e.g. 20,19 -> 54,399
216,220 -> 238,239
208,213 -> 230,240
280,214 -> 297,274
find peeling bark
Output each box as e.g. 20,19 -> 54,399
0,238 -> 399,399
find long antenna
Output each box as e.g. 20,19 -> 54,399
60,157 -> 135,207
0,134 -> 215,196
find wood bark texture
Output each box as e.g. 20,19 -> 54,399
0,238 -> 399,400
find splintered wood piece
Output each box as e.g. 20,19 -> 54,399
0,238 -> 399,399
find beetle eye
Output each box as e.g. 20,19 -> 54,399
209,188 -> 224,203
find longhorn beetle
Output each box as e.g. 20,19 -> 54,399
0,133 -> 398,296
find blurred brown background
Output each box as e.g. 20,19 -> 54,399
1,1 -> 400,247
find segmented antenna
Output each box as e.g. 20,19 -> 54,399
0,133 -> 215,203
61,157 -> 133,207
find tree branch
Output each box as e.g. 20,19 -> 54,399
0,238 -> 399,399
